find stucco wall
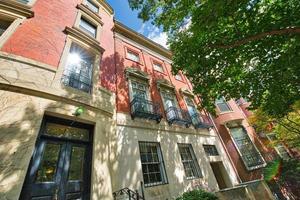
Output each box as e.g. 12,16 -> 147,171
0,51 -> 116,200
112,113 -> 239,200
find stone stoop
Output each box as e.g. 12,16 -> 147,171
216,180 -> 275,200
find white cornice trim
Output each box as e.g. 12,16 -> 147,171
114,33 -> 173,64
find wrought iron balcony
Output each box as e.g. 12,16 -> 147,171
113,188 -> 144,200
190,113 -> 213,129
130,97 -> 162,123
166,106 -> 192,127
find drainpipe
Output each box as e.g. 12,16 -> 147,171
208,113 -> 242,184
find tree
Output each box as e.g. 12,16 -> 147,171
128,0 -> 300,117
248,101 -> 300,149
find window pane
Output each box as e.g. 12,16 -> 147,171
230,127 -> 265,168
17,0 -> 29,4
62,43 -> 94,93
153,63 -> 163,72
0,19 -> 12,36
86,0 -> 99,13
203,145 -> 219,156
127,50 -> 139,62
46,123 -> 89,141
175,74 -> 183,81
68,147 -> 85,180
79,18 -> 97,38
139,142 -> 166,186
35,143 -> 61,182
216,98 -> 231,112
178,144 -> 201,179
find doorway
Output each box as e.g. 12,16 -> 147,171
210,162 -> 232,190
20,116 -> 93,200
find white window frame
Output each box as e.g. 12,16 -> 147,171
215,97 -> 232,113
153,61 -> 164,73
228,126 -> 266,170
85,0 -> 100,14
128,78 -> 150,102
178,143 -> 202,179
126,49 -> 140,63
139,141 -> 168,187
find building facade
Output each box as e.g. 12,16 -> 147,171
0,1 -> 277,200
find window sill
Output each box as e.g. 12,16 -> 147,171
218,110 -> 234,115
144,182 -> 168,188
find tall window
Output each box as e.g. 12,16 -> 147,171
130,80 -> 148,100
0,19 -> 12,36
153,62 -> 164,73
86,0 -> 99,13
178,144 -> 202,179
229,127 -> 265,169
61,43 -> 95,93
127,50 -> 140,62
79,17 -> 97,38
185,96 -> 202,124
139,142 -> 167,187
215,97 -> 232,112
161,89 -> 180,119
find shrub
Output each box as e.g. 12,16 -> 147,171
176,189 -> 218,200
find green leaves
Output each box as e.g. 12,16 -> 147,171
129,0 -> 300,117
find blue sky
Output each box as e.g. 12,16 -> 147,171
106,0 -> 168,48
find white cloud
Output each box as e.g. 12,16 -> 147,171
138,23 -> 169,49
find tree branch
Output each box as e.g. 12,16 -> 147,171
210,27 -> 300,49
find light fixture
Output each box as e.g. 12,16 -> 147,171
73,106 -> 85,116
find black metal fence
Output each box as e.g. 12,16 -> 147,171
166,106 -> 192,127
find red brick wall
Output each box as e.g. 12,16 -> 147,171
114,38 -> 201,117
1,0 -> 116,92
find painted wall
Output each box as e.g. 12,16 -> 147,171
112,113 -> 240,199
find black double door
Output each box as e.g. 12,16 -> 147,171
20,116 -> 93,200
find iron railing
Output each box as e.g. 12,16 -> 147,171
113,188 -> 144,200
166,106 -> 192,127
130,97 -> 162,123
61,69 -> 92,93
190,113 -> 213,129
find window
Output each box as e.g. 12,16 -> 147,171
17,0 -> 29,4
61,43 -> 95,93
203,145 -> 219,156
79,17 -> 97,38
86,0 -> 99,13
127,50 -> 140,62
215,97 -> 232,112
130,80 -> 148,100
229,127 -> 265,170
175,74 -> 183,81
153,62 -> 164,73
267,133 -> 290,160
178,144 -> 202,179
139,142 -> 167,187
0,18 -> 12,36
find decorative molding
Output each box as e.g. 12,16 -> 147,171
113,21 -> 172,60
125,67 -> 149,81
180,88 -> 194,97
0,0 -> 34,18
97,0 -> 113,15
76,4 -> 103,26
225,120 -> 243,128
64,26 -> 105,54
156,79 -> 175,90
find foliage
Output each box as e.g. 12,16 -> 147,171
128,0 -> 300,117
176,189 -> 218,200
249,101 -> 300,148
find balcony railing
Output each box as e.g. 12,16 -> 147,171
166,106 -> 192,127
113,188 -> 144,200
130,97 -> 162,123
190,113 -> 213,129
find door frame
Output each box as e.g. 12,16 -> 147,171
20,115 -> 94,200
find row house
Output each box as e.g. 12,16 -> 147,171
0,0 -> 282,200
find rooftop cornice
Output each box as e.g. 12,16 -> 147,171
0,0 -> 34,18
113,21 -> 172,60
97,0 -> 114,15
